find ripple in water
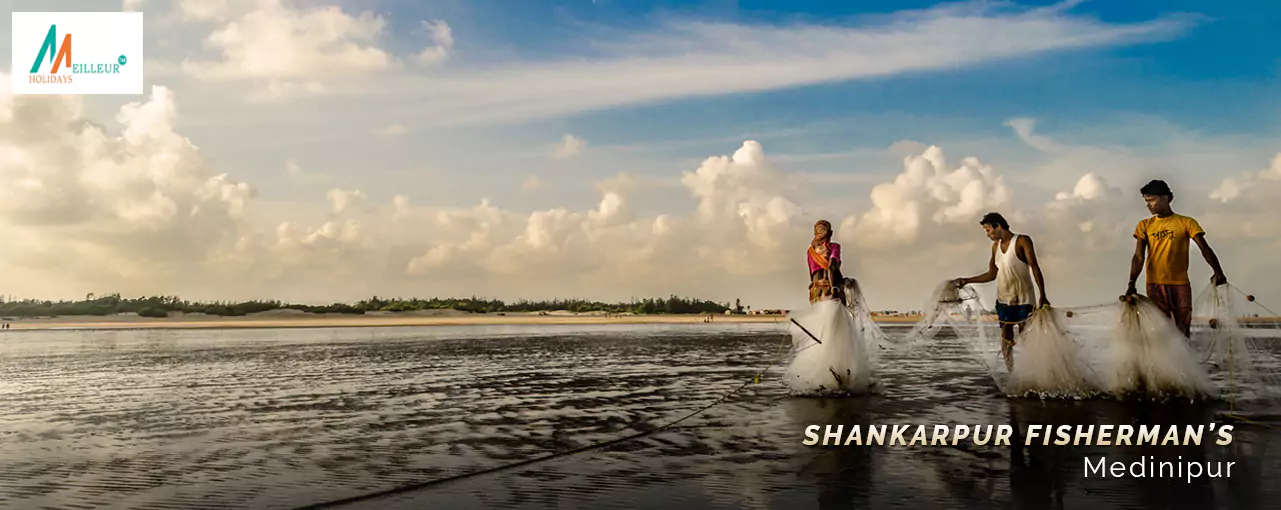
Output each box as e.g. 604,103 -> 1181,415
0,324 -> 1277,509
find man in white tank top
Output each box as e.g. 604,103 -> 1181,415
952,212 -> 1050,371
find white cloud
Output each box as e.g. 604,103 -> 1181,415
850,146 -> 1011,248
123,0 -> 145,12
0,79 -> 258,298
282,158 -> 331,185
392,195 -> 412,219
1054,172 -> 1120,202
179,0 -> 237,21
416,20 -> 454,66
0,75 -> 1276,311
180,0 -> 397,101
379,4 -> 1193,126
326,188 -> 368,215
380,124 -> 407,136
554,134 -> 587,159
1005,118 -> 1058,152
1210,153 -> 1281,203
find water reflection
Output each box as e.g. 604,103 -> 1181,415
0,326 -> 1277,509
785,397 -> 880,509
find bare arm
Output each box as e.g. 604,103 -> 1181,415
1128,237 -> 1147,294
1021,236 -> 1049,305
1193,234 -> 1228,284
959,244 -> 998,285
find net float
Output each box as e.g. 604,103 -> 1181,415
1209,318 -> 1219,329
1065,311 -> 1075,318
1247,295 -> 1255,302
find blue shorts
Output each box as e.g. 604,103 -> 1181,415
996,302 -> 1034,325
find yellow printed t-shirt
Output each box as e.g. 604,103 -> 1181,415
1134,214 -> 1205,285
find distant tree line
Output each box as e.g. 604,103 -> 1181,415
0,293 -> 737,318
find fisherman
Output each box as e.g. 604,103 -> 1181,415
1126,179 -> 1228,338
808,220 -> 847,305
953,212 -> 1050,371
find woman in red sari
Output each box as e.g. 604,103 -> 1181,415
808,220 -> 846,305
789,219 -> 879,395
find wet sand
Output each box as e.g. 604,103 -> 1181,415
0,324 -> 1278,509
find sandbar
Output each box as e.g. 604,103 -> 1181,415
0,310 -> 928,331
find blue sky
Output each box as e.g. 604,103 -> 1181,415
373,0 -> 1280,134
295,0 -> 1281,216
2,0 -> 1280,308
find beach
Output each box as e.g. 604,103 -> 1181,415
0,309 -> 929,330
3,310 -> 1272,331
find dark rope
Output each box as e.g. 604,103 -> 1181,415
290,333 -> 793,510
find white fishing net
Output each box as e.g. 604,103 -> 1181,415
1094,295 -> 1216,400
898,281 -> 1007,389
784,277 -> 1281,406
784,279 -> 885,395
1190,284 -> 1281,407
895,280 -> 1263,402
1005,306 -> 1101,399
840,278 -> 895,360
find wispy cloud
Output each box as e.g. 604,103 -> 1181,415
416,20 -> 454,66
376,3 -> 1195,125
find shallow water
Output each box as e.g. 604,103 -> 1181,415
0,324 -> 1278,509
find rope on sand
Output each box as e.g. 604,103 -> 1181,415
290,333 -> 794,509
1217,411 -> 1281,432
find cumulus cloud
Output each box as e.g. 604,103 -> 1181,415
326,188 -> 368,215
0,79 -> 258,298
1033,172 -> 1134,282
851,146 -> 1011,248
391,140 -> 811,304
1201,153 -> 1281,243
1210,153 -> 1281,203
1,79 -> 1276,310
554,134 -> 587,159
180,0 -> 397,100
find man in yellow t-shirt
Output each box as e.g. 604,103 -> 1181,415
1126,180 -> 1228,337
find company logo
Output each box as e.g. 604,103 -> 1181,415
11,12 -> 144,95
27,24 -> 130,85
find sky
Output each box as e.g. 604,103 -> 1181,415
0,0 -> 1278,312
